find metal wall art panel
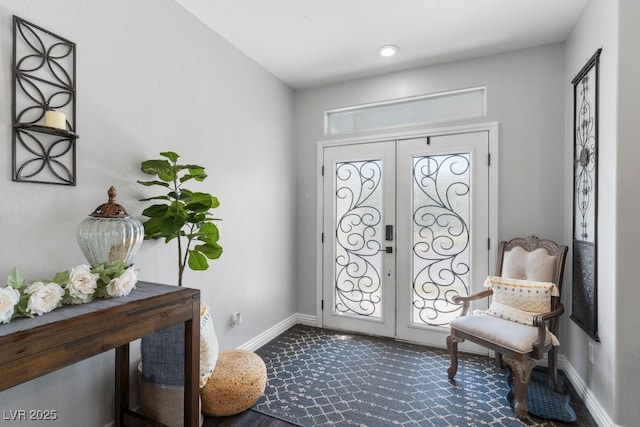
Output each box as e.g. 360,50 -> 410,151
12,16 -> 78,185
570,49 -> 601,341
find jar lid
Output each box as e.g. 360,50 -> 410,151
89,186 -> 130,218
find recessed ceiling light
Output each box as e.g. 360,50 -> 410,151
379,45 -> 399,57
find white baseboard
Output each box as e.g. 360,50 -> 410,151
237,313 -> 317,351
559,355 -> 617,427
294,313 -> 318,326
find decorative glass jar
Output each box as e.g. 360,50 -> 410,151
76,186 -> 144,266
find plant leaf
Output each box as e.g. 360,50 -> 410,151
195,243 -> 223,260
139,195 -> 171,202
159,215 -> 186,236
197,222 -> 220,245
184,164 -> 205,172
142,217 -> 167,238
185,192 -> 214,212
160,151 -> 179,162
137,180 -> 170,188
187,250 -> 208,270
7,268 -> 24,289
141,204 -> 169,218
140,159 -> 171,175
157,167 -> 176,182
15,294 -> 32,318
52,270 -> 70,285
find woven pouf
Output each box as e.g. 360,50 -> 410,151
201,350 -> 267,417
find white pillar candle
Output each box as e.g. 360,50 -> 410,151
44,111 -> 66,130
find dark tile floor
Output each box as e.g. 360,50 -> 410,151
206,325 -> 597,427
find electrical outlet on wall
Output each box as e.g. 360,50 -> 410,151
588,342 -> 595,363
231,312 -> 242,327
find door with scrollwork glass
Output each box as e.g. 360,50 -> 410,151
322,141 -> 396,337
321,131 -> 489,346
396,133 -> 489,345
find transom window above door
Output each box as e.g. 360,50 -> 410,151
325,87 -> 486,136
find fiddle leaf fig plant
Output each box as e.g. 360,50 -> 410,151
138,151 -> 222,286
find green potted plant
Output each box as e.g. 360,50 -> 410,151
136,151 -> 222,426
137,151 -> 222,286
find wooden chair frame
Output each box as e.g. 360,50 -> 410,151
446,235 -> 568,419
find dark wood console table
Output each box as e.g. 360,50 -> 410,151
0,281 -> 200,427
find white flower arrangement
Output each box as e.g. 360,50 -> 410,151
0,286 -> 20,324
66,265 -> 99,304
105,266 -> 138,298
0,260 -> 138,324
24,282 -> 65,316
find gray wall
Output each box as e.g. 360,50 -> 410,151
0,1 -> 295,426
563,0 -> 618,422
565,0 -> 640,425
616,1 -> 640,424
293,43 -> 567,316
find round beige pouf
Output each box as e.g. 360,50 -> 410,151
201,350 -> 267,417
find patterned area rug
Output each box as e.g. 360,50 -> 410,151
253,325 -> 594,427
507,367 -> 577,423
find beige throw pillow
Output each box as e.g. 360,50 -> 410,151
484,276 -> 558,326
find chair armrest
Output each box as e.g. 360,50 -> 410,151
532,302 -> 564,357
452,289 -> 493,316
533,303 -> 564,326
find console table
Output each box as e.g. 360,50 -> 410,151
0,281 -> 200,427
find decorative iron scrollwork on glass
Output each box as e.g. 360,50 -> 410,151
12,16 -> 78,185
334,160 -> 383,318
412,154 -> 471,326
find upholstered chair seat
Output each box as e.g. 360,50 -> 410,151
450,314 -> 555,353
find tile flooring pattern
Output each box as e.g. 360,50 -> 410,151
253,325 -> 596,427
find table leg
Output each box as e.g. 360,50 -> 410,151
114,344 -> 130,427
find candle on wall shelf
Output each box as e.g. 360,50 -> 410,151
44,110 -> 66,130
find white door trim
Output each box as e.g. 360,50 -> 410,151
315,122 -> 499,340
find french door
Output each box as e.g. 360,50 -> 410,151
321,129 -> 492,348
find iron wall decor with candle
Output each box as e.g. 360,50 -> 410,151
12,16 -> 78,185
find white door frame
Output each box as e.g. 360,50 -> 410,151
315,123 -> 499,343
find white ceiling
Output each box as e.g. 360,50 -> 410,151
175,0 -> 589,89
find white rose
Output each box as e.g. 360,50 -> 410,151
25,282 -> 65,316
106,267 -> 138,298
67,265 -> 99,304
0,286 -> 21,324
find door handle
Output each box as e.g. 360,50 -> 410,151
385,225 -> 394,241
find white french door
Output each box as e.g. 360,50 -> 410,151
396,133 -> 489,345
322,140 -> 397,337
321,129 -> 492,349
